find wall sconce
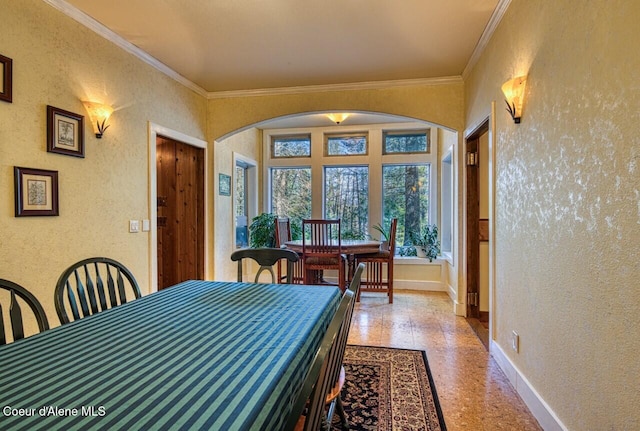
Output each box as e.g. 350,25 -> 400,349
82,101 -> 113,138
501,76 -> 527,123
326,113 -> 350,125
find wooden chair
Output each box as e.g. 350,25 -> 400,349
230,247 -> 299,283
54,257 -> 141,324
285,263 -> 363,431
0,279 -> 50,345
302,219 -> 346,291
274,217 -> 304,284
356,218 -> 397,303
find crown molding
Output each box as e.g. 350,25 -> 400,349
208,76 -> 464,99
43,0 -> 208,98
462,0 -> 512,80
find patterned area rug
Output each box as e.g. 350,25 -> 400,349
332,345 -> 447,431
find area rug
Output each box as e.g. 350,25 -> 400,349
332,345 -> 447,431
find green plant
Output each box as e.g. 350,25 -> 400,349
408,224 -> 441,262
249,213 -> 277,248
371,223 -> 389,242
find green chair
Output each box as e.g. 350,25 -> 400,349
55,257 -> 141,324
0,279 -> 49,345
230,247 -> 300,283
286,263 -> 364,431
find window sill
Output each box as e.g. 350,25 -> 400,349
393,256 -> 444,265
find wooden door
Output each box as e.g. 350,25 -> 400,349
466,136 -> 480,318
156,136 -> 204,290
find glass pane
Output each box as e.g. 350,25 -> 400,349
235,166 -> 246,217
383,131 -> 429,154
324,166 -> 369,239
382,164 -> 430,253
235,165 -> 248,248
326,135 -> 367,156
270,167 -> 311,238
272,136 -> 311,158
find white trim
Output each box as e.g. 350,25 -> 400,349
148,122 -> 209,293
462,0 -> 512,79
232,153 -> 258,249
43,0 -> 208,98
393,280 -> 445,292
491,342 -> 568,431
208,76 -> 463,99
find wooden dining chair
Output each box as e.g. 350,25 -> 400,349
274,217 -> 304,284
302,219 -> 346,291
285,263 -> 363,431
54,257 -> 141,324
230,247 -> 299,283
0,279 -> 50,345
355,218 -> 397,303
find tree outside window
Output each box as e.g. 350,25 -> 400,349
324,166 -> 369,239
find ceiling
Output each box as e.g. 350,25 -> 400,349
62,0 -> 501,95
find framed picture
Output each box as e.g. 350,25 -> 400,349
219,173 -> 231,196
0,54 -> 12,103
47,105 -> 84,158
14,167 -> 59,217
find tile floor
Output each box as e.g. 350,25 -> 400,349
348,290 -> 543,431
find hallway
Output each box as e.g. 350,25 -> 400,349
348,291 -> 542,431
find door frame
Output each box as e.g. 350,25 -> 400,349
148,122 -> 209,293
463,102 -> 497,343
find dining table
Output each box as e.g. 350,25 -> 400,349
284,239 -> 382,280
0,280 -> 341,431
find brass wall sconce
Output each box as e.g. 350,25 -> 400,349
326,113 -> 350,125
83,101 -> 113,138
501,76 -> 527,123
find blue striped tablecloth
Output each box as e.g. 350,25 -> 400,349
0,280 -> 341,431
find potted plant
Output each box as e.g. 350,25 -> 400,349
408,224 -> 441,262
371,222 -> 390,250
248,213 -> 277,248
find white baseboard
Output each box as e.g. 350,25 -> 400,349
393,279 -> 446,291
490,341 -> 568,431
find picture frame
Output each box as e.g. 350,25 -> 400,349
14,167 -> 59,217
219,173 -> 231,196
47,105 -> 85,158
0,54 -> 12,103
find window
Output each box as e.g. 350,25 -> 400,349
234,153 -> 258,249
265,124 -> 437,250
382,164 -> 430,252
235,163 -> 249,248
324,166 -> 369,239
383,130 -> 430,154
440,150 -> 453,255
270,167 -> 312,230
272,135 -> 311,158
325,133 -> 368,156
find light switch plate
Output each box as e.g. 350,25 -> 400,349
129,220 -> 140,233
142,219 -> 150,232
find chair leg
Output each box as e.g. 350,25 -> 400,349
336,394 -> 349,429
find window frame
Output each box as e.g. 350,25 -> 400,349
382,129 -> 431,155
324,132 -> 369,157
264,123 -> 438,244
270,133 -> 312,159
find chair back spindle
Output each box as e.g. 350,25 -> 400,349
0,279 -> 49,345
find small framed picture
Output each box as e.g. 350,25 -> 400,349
14,167 -> 59,217
0,54 -> 12,103
219,173 -> 231,196
47,105 -> 84,158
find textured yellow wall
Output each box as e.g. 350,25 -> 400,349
213,128 -> 261,281
209,82 -> 464,141
0,0 -> 207,330
466,0 -> 640,428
